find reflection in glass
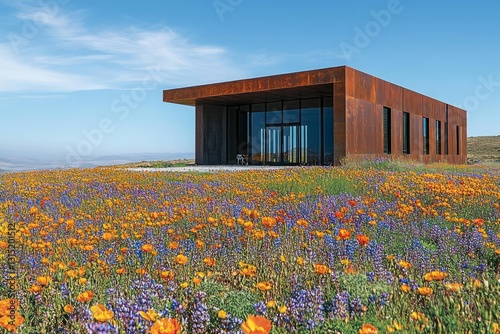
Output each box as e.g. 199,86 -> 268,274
301,99 -> 321,165
283,125 -> 299,164
251,104 -> 265,163
266,102 -> 282,125
266,126 -> 281,163
283,100 -> 299,123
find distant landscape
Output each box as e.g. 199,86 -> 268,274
467,135 -> 500,163
0,136 -> 499,173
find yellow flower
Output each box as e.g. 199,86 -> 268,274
180,282 -> 188,288
266,300 -> 276,308
203,257 -> 216,267
398,260 -> 412,269
400,284 -> 411,293
241,315 -> 272,334
193,276 -> 202,285
218,310 -> 227,319
29,284 -> 41,293
150,317 -> 181,334
278,306 -> 287,314
116,268 -> 126,275
139,309 -> 160,322
91,304 -> 114,322
136,268 -> 147,276
79,277 -> 88,285
444,282 -> 463,292
36,275 -> 52,286
279,254 -> 286,263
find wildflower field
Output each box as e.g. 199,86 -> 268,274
1,161 -> 500,333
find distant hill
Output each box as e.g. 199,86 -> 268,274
467,135 -> 500,163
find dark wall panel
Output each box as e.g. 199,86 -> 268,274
201,104 -> 227,165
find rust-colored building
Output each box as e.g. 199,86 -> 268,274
163,66 -> 467,165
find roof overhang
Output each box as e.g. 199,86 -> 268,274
163,66 -> 345,106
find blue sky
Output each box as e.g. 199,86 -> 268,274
1,0 -> 499,163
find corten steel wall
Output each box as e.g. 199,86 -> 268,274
344,67 -> 467,164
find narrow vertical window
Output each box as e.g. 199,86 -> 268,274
445,105 -> 449,155
456,125 -> 460,155
436,120 -> 442,155
423,117 -> 429,155
383,107 -> 391,154
403,112 -> 410,154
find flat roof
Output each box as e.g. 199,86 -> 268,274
163,66 -> 344,106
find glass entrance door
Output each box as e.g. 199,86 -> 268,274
265,126 -> 281,164
283,125 -> 299,164
265,125 -> 300,165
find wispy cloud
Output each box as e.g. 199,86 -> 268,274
0,1 -> 246,94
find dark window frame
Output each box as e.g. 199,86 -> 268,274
403,112 -> 410,154
423,117 -> 430,155
383,107 -> 391,154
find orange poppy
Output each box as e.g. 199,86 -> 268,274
261,217 -> 277,229
417,287 -> 433,296
256,282 -> 272,291
150,317 -> 181,334
174,254 -> 188,265
356,234 -> 370,246
423,271 -> 447,282
91,304 -> 114,322
314,264 -> 330,275
141,244 -> 154,253
359,323 -> 378,334
338,228 -> 351,240
0,313 -> 24,331
76,291 -> 94,303
241,315 -> 272,334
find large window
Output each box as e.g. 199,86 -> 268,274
436,120 -> 442,155
250,104 -> 265,163
239,97 -> 333,165
423,117 -> 429,155
403,112 -> 410,154
456,125 -> 460,155
300,99 -> 321,165
445,105 -> 449,155
383,107 -> 391,154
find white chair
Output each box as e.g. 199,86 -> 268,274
236,154 -> 247,165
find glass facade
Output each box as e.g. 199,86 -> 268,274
227,97 -> 333,165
